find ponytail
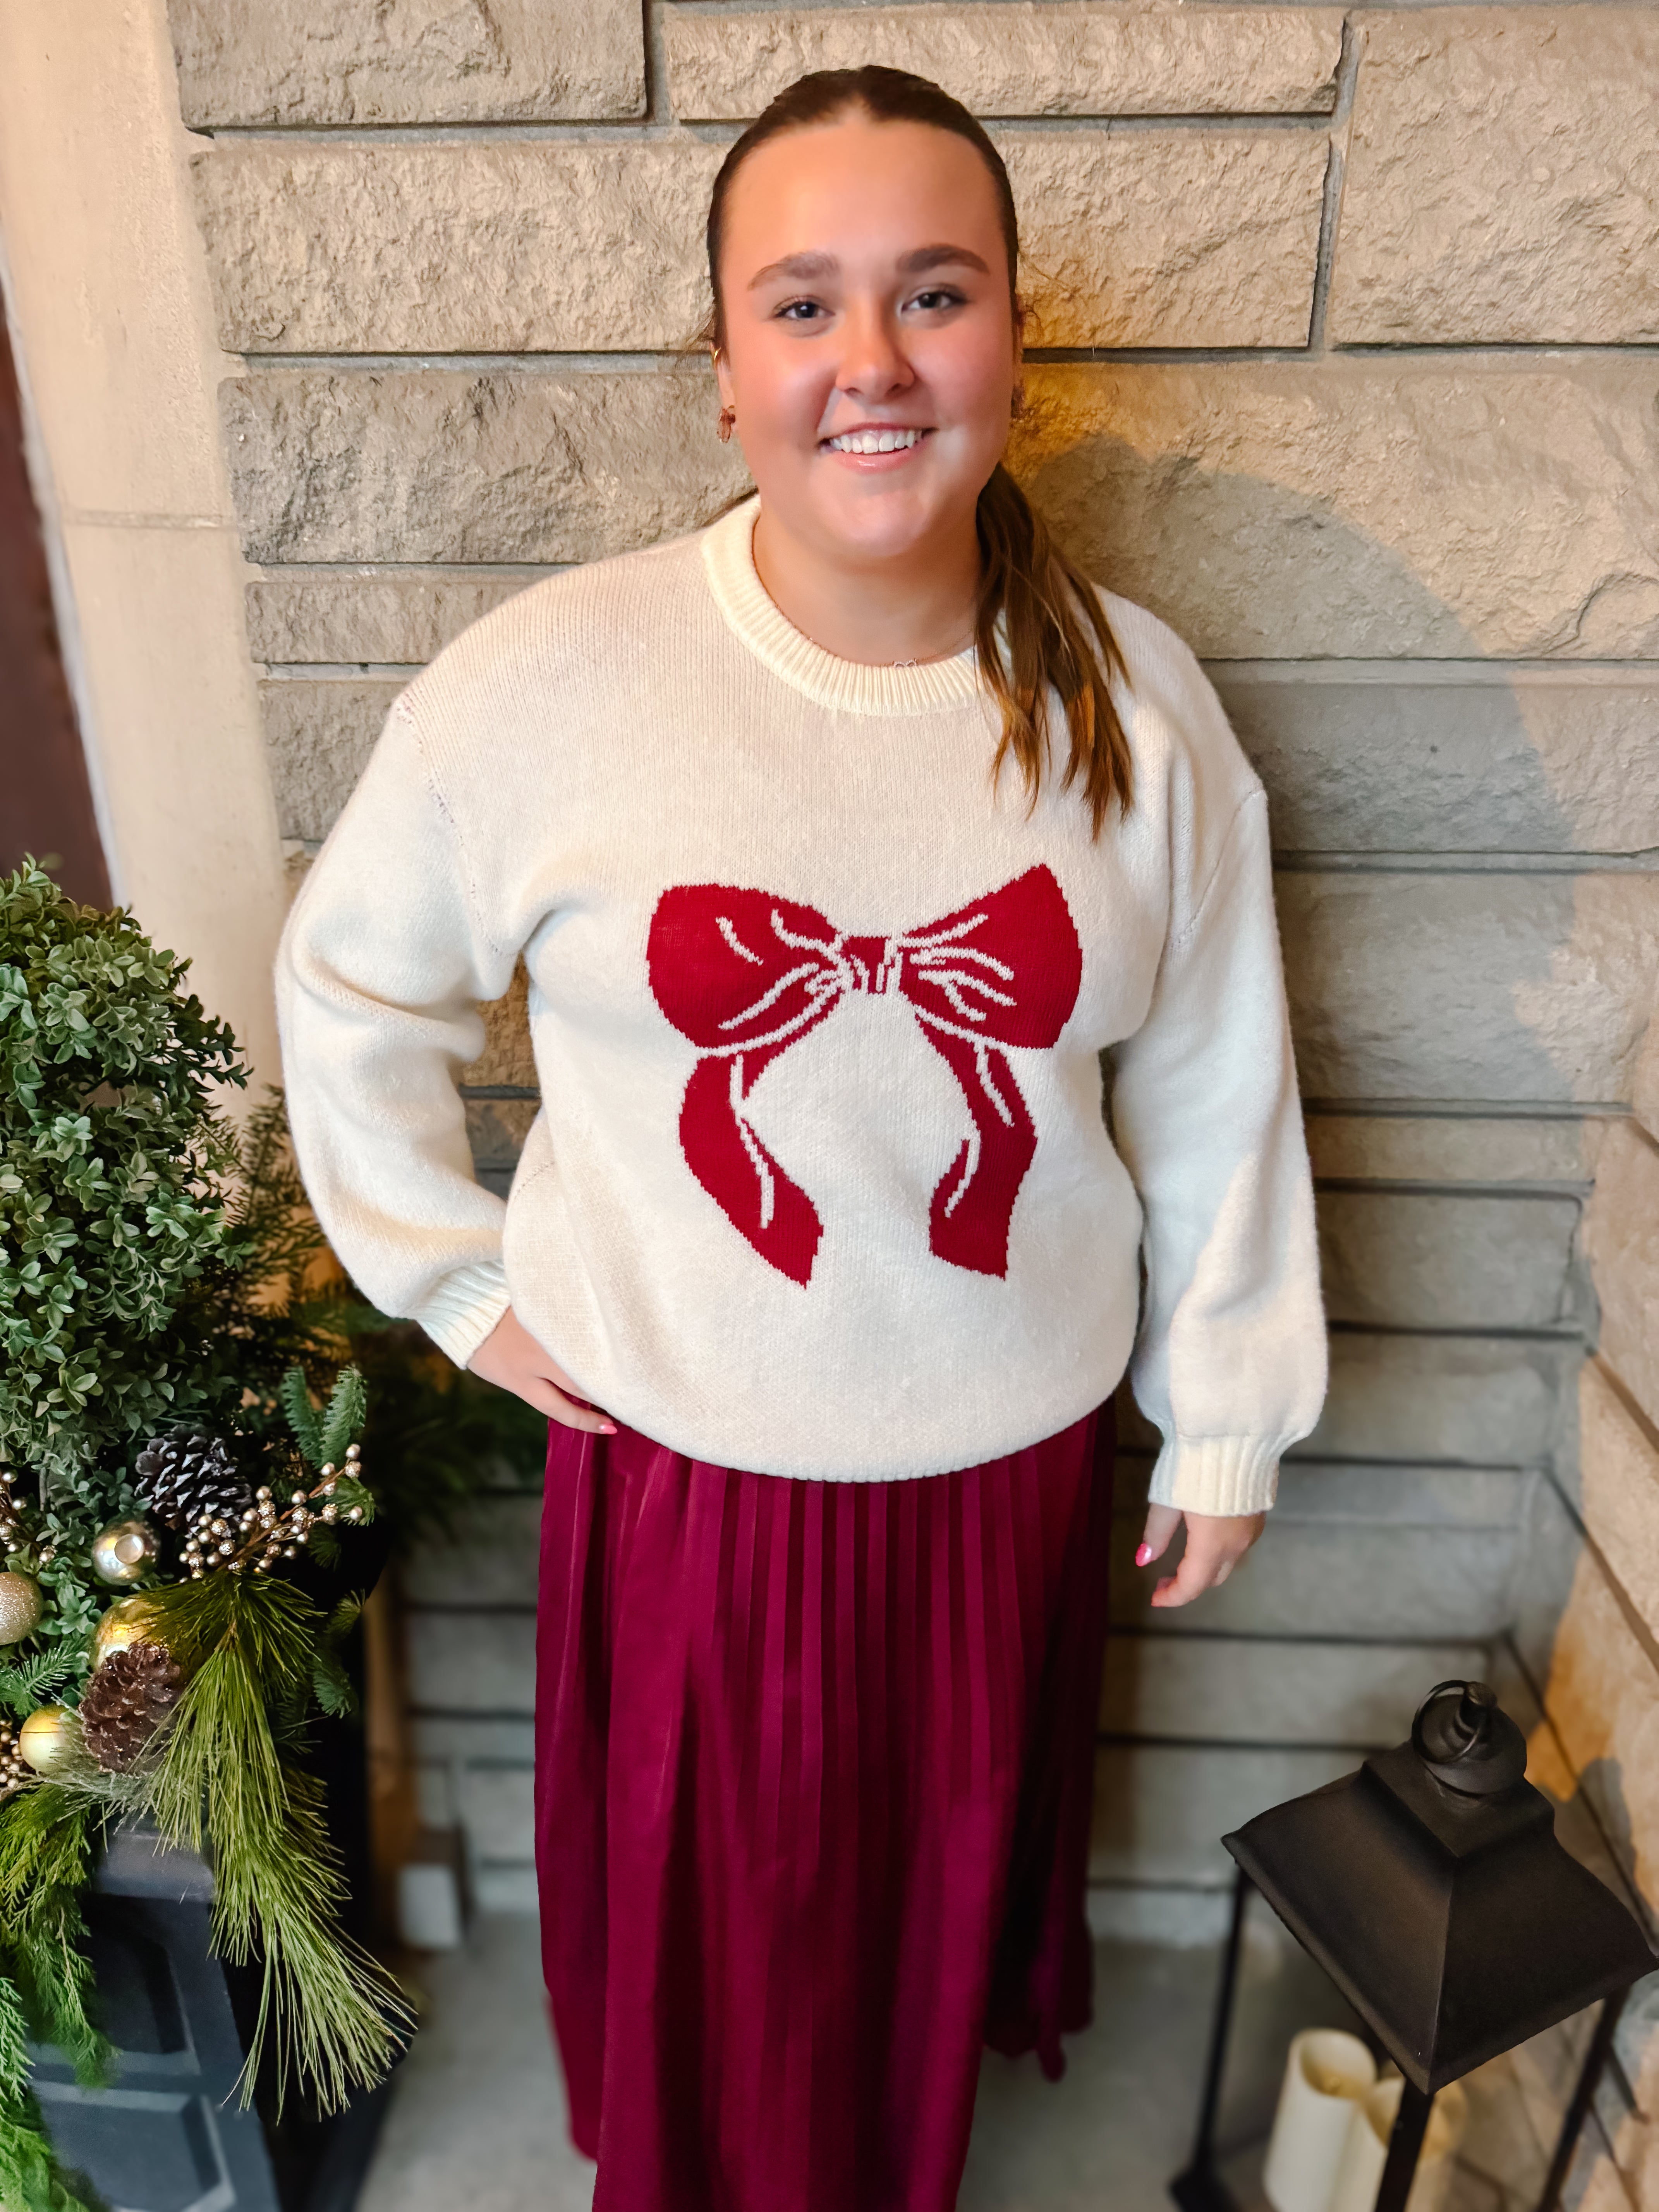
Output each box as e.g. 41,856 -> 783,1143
974,464 -> 1131,835
706,65 -> 1132,836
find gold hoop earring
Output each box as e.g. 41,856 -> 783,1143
717,406 -> 737,444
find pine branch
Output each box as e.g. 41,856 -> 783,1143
311,1593 -> 364,1718
0,1655 -> 75,1720
143,1575 -> 411,2111
317,1367 -> 367,1472
279,1369 -> 326,1469
0,1975 -> 27,2099
0,1790 -> 110,2090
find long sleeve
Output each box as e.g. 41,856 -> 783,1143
275,697 -> 519,1367
1109,785 -> 1327,1518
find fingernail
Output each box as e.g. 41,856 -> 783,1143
1135,1543 -> 1153,1567
600,1422 -> 618,1436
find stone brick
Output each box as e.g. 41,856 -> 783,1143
1011,360 -> 1659,660
246,571 -> 538,667
260,677 -> 395,843
1092,1745 -> 1353,1887
410,1715 -> 535,1769
403,1496 -> 540,1608
167,0 -> 644,124
1316,1188 -> 1583,1331
406,1608 -> 535,1715
1530,1548 -> 1659,1915
1305,1332 -> 1579,1473
222,369 -> 752,567
473,1867 -> 538,1914
451,1763 -> 535,1862
195,132 -> 1321,357
1101,1635 -> 1490,1747
194,141 -> 721,355
1214,666 -> 1659,855
1510,1462 -> 1586,1685
1269,1463 -> 1527,1532
1635,1014 -> 1659,1149
465,966 -> 535,1091
1585,1120 -> 1659,1434
1304,1113 -> 1601,1187
465,1097 -> 537,1178
1330,9 -> 1659,345
1003,131 -> 1324,349
228,361 -> 1659,661
665,4 -> 1343,120
1111,1516 -> 1523,1640
1278,872 -> 1659,1104
1579,1359 -> 1659,1649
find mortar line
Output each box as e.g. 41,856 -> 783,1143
230,341 -> 1659,368
1306,12 -> 1362,354
195,111 -> 1342,146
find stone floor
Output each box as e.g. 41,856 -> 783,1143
357,1913 -> 1222,2212
356,1909 -> 1588,2212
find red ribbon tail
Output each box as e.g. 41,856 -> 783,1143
922,1036 -> 1037,1279
679,1052 -> 822,1286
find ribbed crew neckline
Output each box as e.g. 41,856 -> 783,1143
701,495 -> 984,718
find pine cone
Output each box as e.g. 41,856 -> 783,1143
79,1644 -> 184,1772
134,1430 -> 252,1534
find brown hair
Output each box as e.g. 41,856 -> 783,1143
703,65 -> 1132,834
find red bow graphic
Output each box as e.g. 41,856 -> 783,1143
646,866 -> 1082,1285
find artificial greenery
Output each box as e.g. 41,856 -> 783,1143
141,1379 -> 410,2111
0,861 -> 541,2207
0,862 -> 246,1486
0,1789 -> 110,2212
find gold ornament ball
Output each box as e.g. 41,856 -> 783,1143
90,1517 -> 160,1587
91,1595 -> 166,1668
19,1705 -> 84,1778
0,1571 -> 42,1645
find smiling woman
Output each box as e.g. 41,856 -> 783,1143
275,62 -> 1326,2212
704,71 -> 1133,835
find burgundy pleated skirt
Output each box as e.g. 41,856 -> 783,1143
534,1406 -> 1114,2212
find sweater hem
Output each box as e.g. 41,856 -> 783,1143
414,1262 -> 512,1371
1147,1434 -> 1285,1518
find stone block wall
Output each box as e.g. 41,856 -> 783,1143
163,1 -> 1659,2171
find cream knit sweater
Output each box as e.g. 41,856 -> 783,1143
276,496 -> 1326,1508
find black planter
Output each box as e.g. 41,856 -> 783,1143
30,1825 -> 398,2212
36,1534 -> 402,2212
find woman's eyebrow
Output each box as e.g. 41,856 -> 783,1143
897,245 -> 992,276
746,243 -> 992,291
748,250 -> 838,291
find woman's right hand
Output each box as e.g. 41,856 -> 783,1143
468,1307 -> 617,1435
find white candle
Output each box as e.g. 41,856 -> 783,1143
1329,2073 -> 1468,2212
1263,2030 -> 1379,2212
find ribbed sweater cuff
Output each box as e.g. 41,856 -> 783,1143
1147,1435 -> 1284,1518
414,1262 -> 512,1371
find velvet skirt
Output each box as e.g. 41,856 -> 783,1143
534,1406 -> 1115,2212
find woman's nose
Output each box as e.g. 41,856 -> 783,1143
835,304 -> 914,403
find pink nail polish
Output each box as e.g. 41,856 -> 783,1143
600,1422 -> 618,1436
1135,1543 -> 1153,1567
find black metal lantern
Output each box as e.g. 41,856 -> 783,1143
1173,1680 -> 1656,2212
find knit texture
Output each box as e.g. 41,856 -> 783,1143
276,497 -> 1326,1508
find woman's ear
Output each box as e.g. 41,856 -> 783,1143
713,343 -> 735,411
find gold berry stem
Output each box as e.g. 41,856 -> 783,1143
181,1444 -> 368,1580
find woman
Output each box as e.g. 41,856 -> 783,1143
278,65 -> 1325,2212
